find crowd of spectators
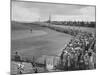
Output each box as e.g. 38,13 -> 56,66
60,30 -> 96,70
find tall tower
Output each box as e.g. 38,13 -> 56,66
48,14 -> 51,23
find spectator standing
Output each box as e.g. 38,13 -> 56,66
14,51 -> 21,62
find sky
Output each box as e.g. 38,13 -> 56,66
11,0 -> 96,22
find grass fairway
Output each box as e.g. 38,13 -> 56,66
11,22 -> 73,60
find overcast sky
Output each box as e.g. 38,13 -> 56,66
11,0 -> 96,22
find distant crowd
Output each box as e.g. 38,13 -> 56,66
46,21 -> 96,27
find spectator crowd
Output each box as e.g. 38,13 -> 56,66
60,30 -> 96,70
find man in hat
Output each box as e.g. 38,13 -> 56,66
14,51 -> 21,62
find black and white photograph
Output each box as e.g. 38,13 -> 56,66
11,0 -> 96,74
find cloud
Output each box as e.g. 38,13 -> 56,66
52,6 -> 95,21
79,6 -> 95,18
12,1 -> 40,22
11,1 -> 95,22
